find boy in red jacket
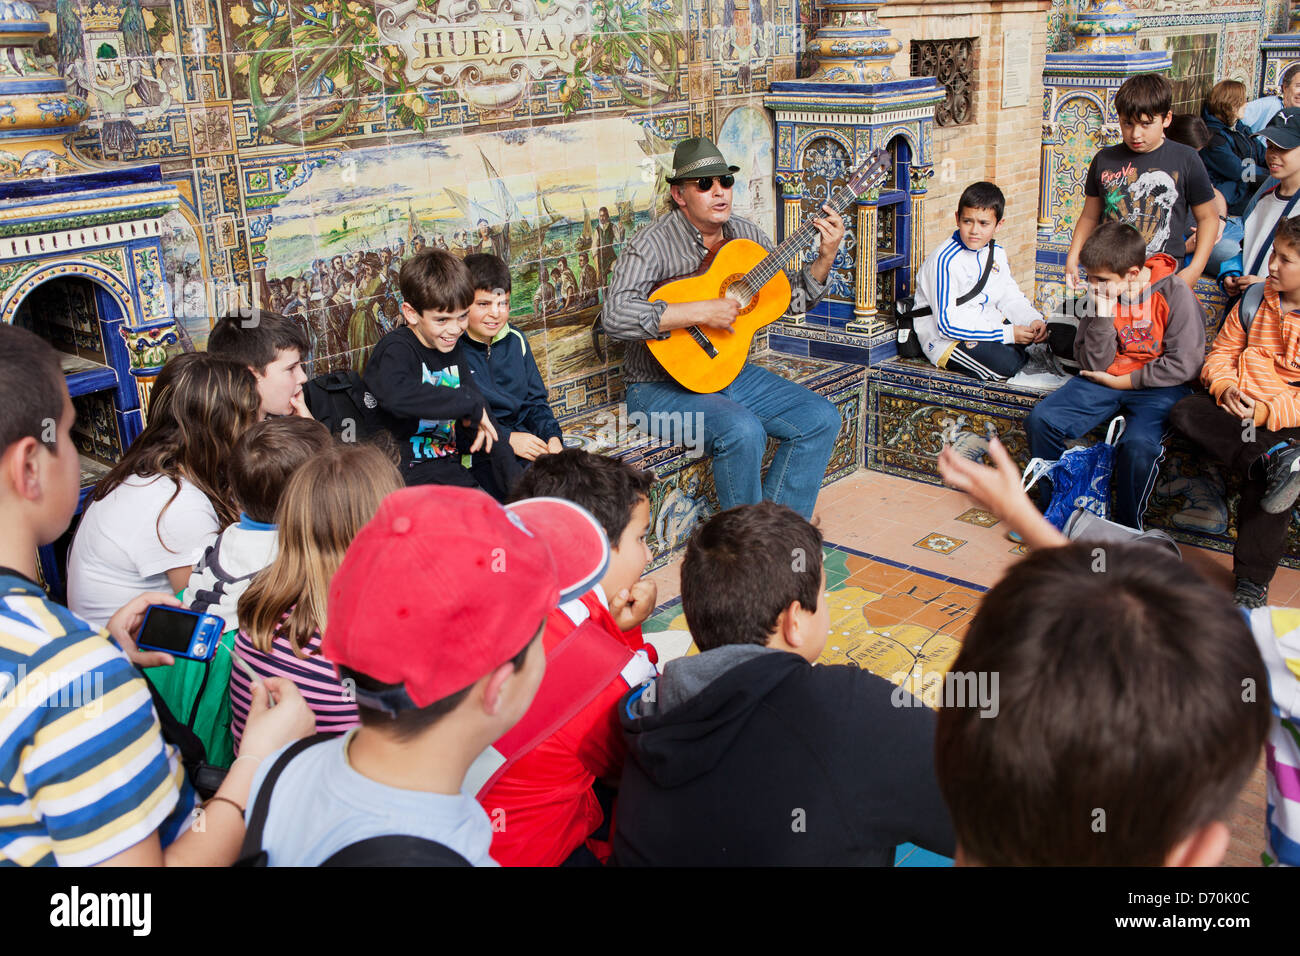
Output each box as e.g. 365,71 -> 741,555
475,450 -> 659,865
1170,214 -> 1300,607
1026,221 -> 1206,528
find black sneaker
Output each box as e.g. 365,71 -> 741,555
1262,442 -> 1300,514
1233,577 -> 1269,609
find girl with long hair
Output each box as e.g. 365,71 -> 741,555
229,441 -> 403,749
67,352 -> 261,627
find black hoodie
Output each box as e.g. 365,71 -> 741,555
615,645 -> 956,866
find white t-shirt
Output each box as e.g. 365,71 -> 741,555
1241,186 -> 1300,278
67,474 -> 220,628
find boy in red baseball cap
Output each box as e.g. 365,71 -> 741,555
237,485 -> 610,866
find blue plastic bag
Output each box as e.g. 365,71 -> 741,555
1021,417 -> 1125,531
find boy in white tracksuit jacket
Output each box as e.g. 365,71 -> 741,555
912,182 -> 1048,380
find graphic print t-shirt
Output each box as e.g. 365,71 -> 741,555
1084,139 -> 1216,260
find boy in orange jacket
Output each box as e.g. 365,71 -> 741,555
1170,214 -> 1300,608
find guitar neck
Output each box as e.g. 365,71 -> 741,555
747,184 -> 863,288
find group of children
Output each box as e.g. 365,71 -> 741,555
6,67 -> 1300,868
0,314 -> 958,865
914,71 -> 1300,607
6,299 -> 1297,868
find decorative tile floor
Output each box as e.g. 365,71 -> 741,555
646,542 -> 979,691
913,532 -> 966,555
954,508 -> 1000,528
641,467 -> 1289,868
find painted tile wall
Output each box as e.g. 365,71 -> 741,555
32,0 -> 804,418
30,0 -> 1293,401
1048,0 -> 1289,85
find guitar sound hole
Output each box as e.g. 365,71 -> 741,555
722,275 -> 758,315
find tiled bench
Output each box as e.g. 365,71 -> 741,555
558,351 -> 867,569
865,354 -> 1300,570
866,355 -> 1046,486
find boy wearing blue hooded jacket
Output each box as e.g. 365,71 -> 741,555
461,255 -> 564,489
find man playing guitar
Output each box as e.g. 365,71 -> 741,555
603,136 -> 847,520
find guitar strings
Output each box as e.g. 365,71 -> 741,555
747,154 -> 890,288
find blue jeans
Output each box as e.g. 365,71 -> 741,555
625,364 -> 842,519
1025,376 -> 1191,529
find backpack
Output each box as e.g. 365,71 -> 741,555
1062,508 -> 1180,558
301,370 -> 389,441
234,734 -> 472,867
142,671 -> 229,799
1237,280 -> 1268,336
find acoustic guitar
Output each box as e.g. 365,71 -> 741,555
645,148 -> 892,393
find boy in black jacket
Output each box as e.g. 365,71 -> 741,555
364,250 -> 517,490
615,502 -> 956,866
460,254 -> 563,496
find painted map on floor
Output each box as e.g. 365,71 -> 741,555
645,543 -> 982,706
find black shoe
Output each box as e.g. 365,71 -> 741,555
1262,442 -> 1300,514
1233,577 -> 1269,609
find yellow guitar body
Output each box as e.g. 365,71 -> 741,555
646,237 -> 792,393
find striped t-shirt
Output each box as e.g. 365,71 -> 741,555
1249,606 -> 1300,866
230,616 -> 358,751
0,572 -> 193,866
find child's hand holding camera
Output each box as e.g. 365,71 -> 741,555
937,436 -> 1067,551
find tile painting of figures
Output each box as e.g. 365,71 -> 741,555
717,104 -> 776,239
160,208 -> 208,350
256,117 -> 673,369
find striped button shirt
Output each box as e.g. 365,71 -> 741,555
230,619 -> 358,752
0,573 -> 193,866
602,208 -> 828,383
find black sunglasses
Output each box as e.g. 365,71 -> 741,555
683,175 -> 734,191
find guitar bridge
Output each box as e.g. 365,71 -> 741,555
688,327 -> 719,358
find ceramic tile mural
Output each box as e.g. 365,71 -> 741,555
1048,0 -> 1283,86
1140,28 -> 1218,111
716,103 -> 777,237
1046,0 -> 1079,53
1044,92 -> 1107,243
1222,23 -> 1261,84
255,118 -> 661,368
25,0 -> 798,417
